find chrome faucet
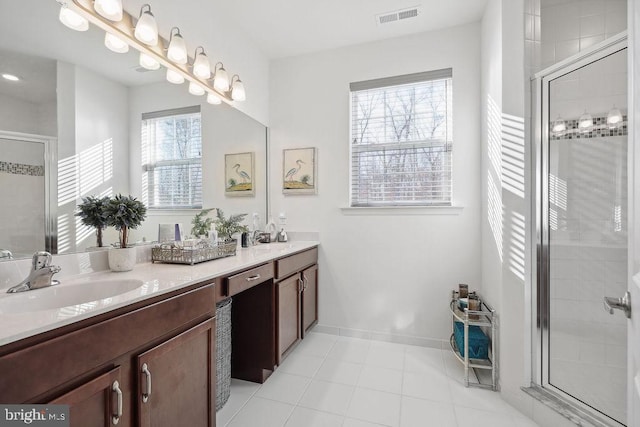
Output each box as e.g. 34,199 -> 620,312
0,249 -> 12,260
6,251 -> 61,293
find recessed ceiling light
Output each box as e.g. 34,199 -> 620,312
2,73 -> 19,81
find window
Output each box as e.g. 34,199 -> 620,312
142,106 -> 202,209
350,69 -> 453,207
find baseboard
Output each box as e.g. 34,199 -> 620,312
313,324 -> 448,350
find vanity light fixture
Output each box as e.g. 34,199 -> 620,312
206,93 -> 222,105
134,4 -> 158,46
94,0 -> 123,22
59,0 -> 245,104
166,69 -> 184,84
58,5 -> 89,31
139,52 -> 160,70
1,73 -> 19,81
104,32 -> 129,53
578,110 -> 593,133
212,62 -> 229,92
551,116 -> 566,135
188,81 -> 205,96
192,47 -> 211,79
231,75 -> 246,102
167,27 -> 187,64
607,105 -> 623,129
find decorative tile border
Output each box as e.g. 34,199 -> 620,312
0,161 -> 44,176
551,115 -> 628,140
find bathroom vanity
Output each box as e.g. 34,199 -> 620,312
0,241 -> 318,427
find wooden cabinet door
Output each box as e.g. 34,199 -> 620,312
49,367 -> 124,427
137,319 -> 215,427
301,264 -> 318,336
277,274 -> 301,363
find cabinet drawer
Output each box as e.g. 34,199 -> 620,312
226,263 -> 274,297
276,247 -> 318,280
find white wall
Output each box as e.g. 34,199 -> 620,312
56,63 -> 129,253
128,82 -> 267,243
269,24 -> 482,344
0,93 -> 56,136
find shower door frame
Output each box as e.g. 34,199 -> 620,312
0,130 -> 58,254
533,33 -> 628,426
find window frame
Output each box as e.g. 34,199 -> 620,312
349,68 -> 453,208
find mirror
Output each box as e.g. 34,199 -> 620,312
0,1 -> 267,260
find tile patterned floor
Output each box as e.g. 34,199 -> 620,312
216,332 -> 540,427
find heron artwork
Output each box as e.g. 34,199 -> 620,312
285,159 -> 304,182
233,163 -> 251,183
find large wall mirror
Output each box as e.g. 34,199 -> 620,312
0,1 -> 267,260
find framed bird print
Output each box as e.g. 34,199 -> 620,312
225,152 -> 255,197
283,147 -> 317,195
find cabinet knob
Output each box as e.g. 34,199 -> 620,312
141,363 -> 152,403
112,380 -> 123,425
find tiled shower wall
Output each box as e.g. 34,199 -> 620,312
0,138 -> 46,257
540,0 -> 627,69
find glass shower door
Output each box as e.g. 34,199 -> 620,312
545,47 -> 627,425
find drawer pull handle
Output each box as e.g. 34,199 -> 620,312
298,278 -> 303,294
302,274 -> 308,291
246,274 -> 261,282
141,363 -> 152,403
112,380 -> 123,425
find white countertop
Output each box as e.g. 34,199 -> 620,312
0,241 -> 318,347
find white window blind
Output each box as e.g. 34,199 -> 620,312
142,106 -> 202,209
350,69 -> 453,207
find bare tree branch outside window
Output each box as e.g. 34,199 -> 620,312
143,112 -> 203,208
350,77 -> 452,206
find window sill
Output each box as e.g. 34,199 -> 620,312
340,206 -> 464,216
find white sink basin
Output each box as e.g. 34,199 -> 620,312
0,279 -> 144,313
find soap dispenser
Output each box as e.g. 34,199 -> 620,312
277,228 -> 288,242
265,214 -> 277,242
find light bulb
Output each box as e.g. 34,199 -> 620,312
551,116 -> 566,135
193,49 -> 211,79
104,32 -> 128,53
166,69 -> 184,84
134,6 -> 158,46
607,106 -> 623,129
59,6 -> 89,31
578,111 -> 593,133
188,82 -> 205,96
167,29 -> 187,64
213,64 -> 229,92
139,53 -> 160,70
94,0 -> 123,21
231,77 -> 246,101
207,93 -> 222,105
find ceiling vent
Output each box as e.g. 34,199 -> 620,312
376,6 -> 420,26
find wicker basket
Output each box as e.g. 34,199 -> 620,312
152,240 -> 237,265
216,298 -> 232,411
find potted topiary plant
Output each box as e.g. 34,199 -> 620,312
104,194 -> 147,271
75,195 -> 109,248
191,208 -> 215,238
214,209 -> 248,243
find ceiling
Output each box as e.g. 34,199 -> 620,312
0,0 -> 488,105
214,0 -> 489,59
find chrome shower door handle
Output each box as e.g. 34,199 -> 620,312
603,291 -> 631,318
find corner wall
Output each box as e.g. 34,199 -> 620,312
269,23 -> 482,344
